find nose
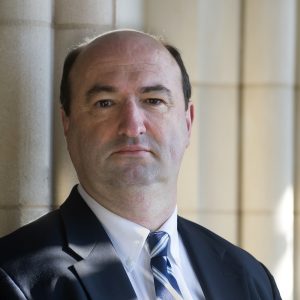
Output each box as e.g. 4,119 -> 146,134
118,100 -> 146,137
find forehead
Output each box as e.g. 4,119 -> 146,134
70,32 -> 182,88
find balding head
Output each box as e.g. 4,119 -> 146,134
60,30 -> 191,115
76,30 -> 166,61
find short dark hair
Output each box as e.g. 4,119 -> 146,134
60,39 -> 191,115
60,46 -> 83,116
163,44 -> 191,110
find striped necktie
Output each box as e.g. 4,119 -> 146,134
147,231 -> 183,300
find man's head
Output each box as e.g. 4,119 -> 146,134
60,30 -> 194,212
60,31 -> 191,116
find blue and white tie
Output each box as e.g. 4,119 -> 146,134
147,231 -> 183,300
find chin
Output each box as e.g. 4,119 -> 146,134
108,166 -> 160,187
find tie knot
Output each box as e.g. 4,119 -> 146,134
147,231 -> 169,258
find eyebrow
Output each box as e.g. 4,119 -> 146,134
139,85 -> 172,99
86,84 -> 117,99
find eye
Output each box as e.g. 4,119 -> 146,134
145,98 -> 164,105
95,99 -> 114,108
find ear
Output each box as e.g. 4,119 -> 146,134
61,108 -> 70,137
185,101 -> 194,139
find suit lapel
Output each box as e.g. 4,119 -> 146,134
178,217 -> 250,300
59,188 -> 252,299
60,186 -> 136,300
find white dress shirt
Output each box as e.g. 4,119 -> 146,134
78,185 -> 205,300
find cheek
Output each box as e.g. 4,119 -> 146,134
65,120 -> 93,156
163,125 -> 189,161
152,111 -> 189,148
169,136 -> 187,161
175,119 -> 190,153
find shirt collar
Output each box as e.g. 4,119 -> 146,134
78,184 -> 180,272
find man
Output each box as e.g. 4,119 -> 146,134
0,30 -> 281,299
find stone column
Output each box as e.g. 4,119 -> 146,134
295,97 -> 300,300
53,0 -> 114,205
145,0 -> 241,244
295,1 -> 300,296
115,0 -> 145,29
0,0 -> 53,235
241,1 -> 296,299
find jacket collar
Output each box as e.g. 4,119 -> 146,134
59,186 -> 136,300
178,217 -> 250,300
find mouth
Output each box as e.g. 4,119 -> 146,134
111,145 -> 152,156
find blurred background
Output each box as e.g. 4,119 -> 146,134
0,0 -> 299,299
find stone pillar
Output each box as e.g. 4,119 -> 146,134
241,1 -> 296,299
295,1 -> 300,295
145,0 -> 241,244
0,0 -> 53,235
115,0 -> 145,30
53,0 -> 114,205
296,97 -> 300,300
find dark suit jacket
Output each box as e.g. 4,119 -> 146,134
0,186 -> 281,299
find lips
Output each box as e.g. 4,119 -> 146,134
111,145 -> 151,156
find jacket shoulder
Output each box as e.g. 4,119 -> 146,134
178,216 -> 261,266
178,216 -> 281,299
0,209 -> 63,264
179,216 -> 248,255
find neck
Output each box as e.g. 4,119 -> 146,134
81,181 -> 177,230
